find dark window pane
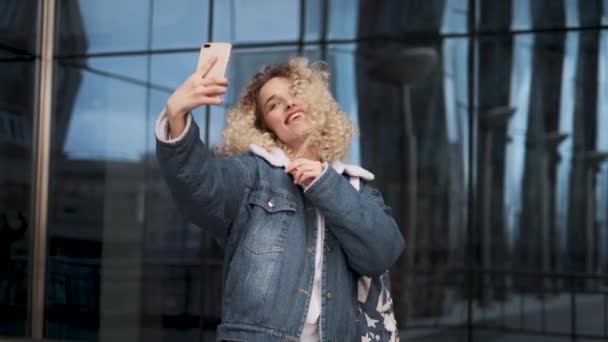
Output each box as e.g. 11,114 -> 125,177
355,38 -> 470,335
474,30 -> 608,338
352,0 -> 468,41
477,0 -> 605,32
0,60 -> 35,339
46,58 -> 149,340
0,0 -> 40,338
0,0 -> 40,55
212,0 -> 300,43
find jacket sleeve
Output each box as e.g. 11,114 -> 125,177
303,166 -> 405,277
155,110 -> 254,245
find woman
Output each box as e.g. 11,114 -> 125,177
155,56 -> 404,341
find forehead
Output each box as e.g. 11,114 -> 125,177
259,77 -> 291,100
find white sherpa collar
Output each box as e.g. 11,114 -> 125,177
249,144 -> 375,181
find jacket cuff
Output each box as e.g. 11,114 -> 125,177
303,162 -> 330,192
155,109 -> 193,144
303,162 -> 341,195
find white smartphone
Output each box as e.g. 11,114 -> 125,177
197,42 -> 232,78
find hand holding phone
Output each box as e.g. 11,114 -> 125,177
164,42 -> 231,137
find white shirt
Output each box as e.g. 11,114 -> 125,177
300,210 -> 325,341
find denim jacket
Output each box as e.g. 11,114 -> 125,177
155,112 -> 405,342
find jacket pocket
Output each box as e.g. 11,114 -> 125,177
244,188 -> 297,254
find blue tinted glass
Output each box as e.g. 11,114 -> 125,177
56,59 -> 148,161
57,0 -> 150,54
151,0 -> 209,50
305,0 -> 322,41
213,0 -> 300,43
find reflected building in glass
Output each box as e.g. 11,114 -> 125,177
1,0 -> 608,341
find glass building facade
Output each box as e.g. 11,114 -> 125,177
1,0 -> 607,341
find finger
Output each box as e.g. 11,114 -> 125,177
199,96 -> 224,106
197,56 -> 218,77
289,169 -> 303,184
197,85 -> 227,96
297,171 -> 317,186
202,77 -> 229,87
286,159 -> 312,172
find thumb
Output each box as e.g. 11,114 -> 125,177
197,56 -> 218,77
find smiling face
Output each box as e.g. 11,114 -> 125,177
257,77 -> 314,151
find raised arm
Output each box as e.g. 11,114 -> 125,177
155,57 -> 253,245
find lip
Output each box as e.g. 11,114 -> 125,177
285,108 -> 303,124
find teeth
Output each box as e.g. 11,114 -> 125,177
286,112 -> 301,124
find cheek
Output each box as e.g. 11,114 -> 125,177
263,113 -> 284,132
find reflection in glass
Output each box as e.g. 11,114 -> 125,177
212,0 -> 300,43
477,0 -> 605,32
327,0 -> 360,39
304,0 -> 322,41
57,0 -> 149,55
327,44 -> 361,164
356,38 -> 470,336
46,60 -> 148,340
474,28 -> 608,338
0,1 -> 40,337
0,59 -> 35,338
151,0 -> 209,50
597,27 -> 608,274
0,0 -> 41,55
353,0 -> 466,40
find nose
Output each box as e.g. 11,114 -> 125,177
286,100 -> 297,111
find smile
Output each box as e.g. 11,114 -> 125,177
285,111 -> 303,124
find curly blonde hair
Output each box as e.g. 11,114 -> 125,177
217,57 -> 356,162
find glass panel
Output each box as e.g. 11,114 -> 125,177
0,0 -> 41,55
0,0 -> 40,337
327,44 -> 361,164
355,37 -> 470,335
328,0 -> 360,40
304,0 -> 322,41
46,58 -> 148,340
151,0 -> 209,50
56,0 -> 150,55
351,0 -> 467,41
0,59 -> 36,339
477,0 -> 604,32
212,0 -> 300,43
474,30 -> 608,339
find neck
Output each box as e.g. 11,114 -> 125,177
289,136 -> 319,161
